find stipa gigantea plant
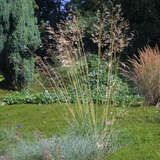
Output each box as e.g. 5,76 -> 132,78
88,0 -> 132,133
91,0 -> 133,105
34,1 -> 132,137
124,45 -> 160,105
43,14 -> 109,136
53,14 -> 104,136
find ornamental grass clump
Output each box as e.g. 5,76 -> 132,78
36,1 -> 130,135
126,45 -> 160,105
34,0 -> 132,137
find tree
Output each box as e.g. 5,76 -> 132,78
32,0 -> 67,65
0,0 -> 41,90
34,0 -> 64,28
67,0 -> 160,53
117,0 -> 160,50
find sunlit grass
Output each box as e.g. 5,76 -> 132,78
107,106 -> 160,160
0,104 -> 160,159
0,104 -> 69,136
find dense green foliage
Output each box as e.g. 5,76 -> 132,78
0,0 -> 40,89
34,0 -> 64,28
2,83 -> 142,105
116,0 -> 160,53
66,0 -> 160,53
2,55 -> 143,105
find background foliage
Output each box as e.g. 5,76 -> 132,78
66,0 -> 160,54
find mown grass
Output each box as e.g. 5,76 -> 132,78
0,102 -> 160,159
0,76 -> 160,159
0,104 -> 69,136
107,106 -> 160,160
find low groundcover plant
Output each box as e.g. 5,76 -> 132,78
2,128 -> 130,160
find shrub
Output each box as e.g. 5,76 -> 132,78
2,73 -> 143,106
126,45 -> 160,105
2,91 -> 56,105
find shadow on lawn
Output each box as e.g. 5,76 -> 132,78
129,104 -> 144,108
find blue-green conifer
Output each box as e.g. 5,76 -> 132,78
0,0 -> 40,89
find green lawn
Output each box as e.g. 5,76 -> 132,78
0,102 -> 160,159
107,106 -> 160,160
0,81 -> 160,160
0,103 -> 70,136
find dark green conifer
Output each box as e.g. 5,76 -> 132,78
0,0 -> 40,89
